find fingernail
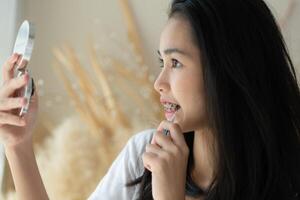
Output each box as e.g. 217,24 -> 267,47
12,53 -> 17,58
22,74 -> 29,80
21,98 -> 27,105
150,137 -> 155,144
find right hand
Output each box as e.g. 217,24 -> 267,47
0,53 -> 38,148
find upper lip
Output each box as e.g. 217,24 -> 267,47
160,98 -> 179,105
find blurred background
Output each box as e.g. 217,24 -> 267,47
0,0 -> 299,199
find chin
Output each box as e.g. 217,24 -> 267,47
177,118 -> 204,133
174,120 -> 190,133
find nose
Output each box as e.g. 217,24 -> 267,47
154,70 -> 169,94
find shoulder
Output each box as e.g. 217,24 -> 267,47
124,128 -> 156,176
87,128 -> 156,200
127,128 -> 155,151
95,128 -> 156,179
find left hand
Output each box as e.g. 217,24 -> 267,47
142,120 -> 190,200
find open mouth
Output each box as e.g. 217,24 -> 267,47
163,102 -> 181,113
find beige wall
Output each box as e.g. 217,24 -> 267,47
19,0 -> 300,126
266,0 -> 300,75
22,0 -> 170,126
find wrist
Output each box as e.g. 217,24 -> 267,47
4,138 -> 34,156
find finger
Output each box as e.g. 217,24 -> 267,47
16,58 -> 28,70
142,151 -> 158,171
157,120 -> 186,148
0,73 -> 29,97
0,112 -> 26,126
0,97 -> 27,110
2,53 -> 19,83
151,130 -> 175,152
142,152 -> 157,171
145,143 -> 165,155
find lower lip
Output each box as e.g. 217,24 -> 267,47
164,109 -> 180,120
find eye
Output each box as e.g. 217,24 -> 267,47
171,59 -> 182,68
158,58 -> 182,69
158,58 -> 164,68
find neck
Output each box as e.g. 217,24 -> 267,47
191,127 -> 218,190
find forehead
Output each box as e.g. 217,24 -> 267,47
159,16 -> 196,54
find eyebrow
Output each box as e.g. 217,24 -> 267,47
157,48 -> 191,58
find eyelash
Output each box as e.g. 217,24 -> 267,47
158,58 -> 182,69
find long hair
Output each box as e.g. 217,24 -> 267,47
126,0 -> 300,199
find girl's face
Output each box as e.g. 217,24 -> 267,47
154,16 -> 207,132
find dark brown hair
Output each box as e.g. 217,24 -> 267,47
126,0 -> 300,199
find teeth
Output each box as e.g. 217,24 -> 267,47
163,102 -> 180,112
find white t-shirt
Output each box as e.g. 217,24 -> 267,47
87,128 -> 155,200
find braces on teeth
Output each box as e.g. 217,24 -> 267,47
163,103 -> 180,111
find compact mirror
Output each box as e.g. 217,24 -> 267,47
12,20 -> 35,116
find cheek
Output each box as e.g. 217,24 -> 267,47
176,78 -> 207,131
185,90 -> 206,129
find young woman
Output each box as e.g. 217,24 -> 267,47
0,0 -> 299,199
